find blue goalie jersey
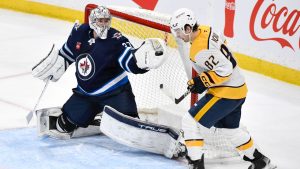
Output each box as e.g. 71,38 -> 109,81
58,23 -> 147,96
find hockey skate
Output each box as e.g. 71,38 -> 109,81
186,154 -> 205,169
244,149 -> 277,169
36,107 -> 102,139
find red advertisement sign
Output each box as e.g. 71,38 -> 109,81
132,0 -> 158,10
250,0 -> 299,50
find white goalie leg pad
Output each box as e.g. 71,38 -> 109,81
71,113 -> 102,138
100,106 -> 184,158
36,107 -> 101,140
36,107 -> 71,139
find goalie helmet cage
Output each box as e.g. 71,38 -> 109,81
84,4 -> 242,161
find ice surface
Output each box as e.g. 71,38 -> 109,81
0,9 -> 300,169
0,128 -> 186,169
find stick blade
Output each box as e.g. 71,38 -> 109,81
26,111 -> 33,124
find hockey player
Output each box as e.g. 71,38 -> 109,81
170,8 -> 274,169
31,6 -> 167,139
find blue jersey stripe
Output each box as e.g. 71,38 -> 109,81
118,47 -> 132,72
59,45 -> 74,63
124,53 -> 134,73
77,72 -> 129,96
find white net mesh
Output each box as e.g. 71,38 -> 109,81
85,4 -> 241,161
200,127 -> 241,160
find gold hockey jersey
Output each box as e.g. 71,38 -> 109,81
190,25 -> 247,99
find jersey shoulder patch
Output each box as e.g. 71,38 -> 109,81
112,32 -> 123,40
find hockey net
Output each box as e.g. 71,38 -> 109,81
84,4 -> 241,161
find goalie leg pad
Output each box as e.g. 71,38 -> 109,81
36,107 -> 101,140
100,106 -> 184,158
36,107 -> 71,139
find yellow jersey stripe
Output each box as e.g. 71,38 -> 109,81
194,96 -> 220,121
185,140 -> 204,147
200,71 -> 230,86
237,138 -> 254,151
190,25 -> 211,62
207,83 -> 248,99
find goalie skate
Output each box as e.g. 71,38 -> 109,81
36,107 -> 102,139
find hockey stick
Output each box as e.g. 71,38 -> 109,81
159,84 -> 192,104
26,75 -> 52,124
174,89 -> 191,104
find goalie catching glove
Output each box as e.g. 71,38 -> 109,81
134,38 -> 168,70
32,44 -> 69,82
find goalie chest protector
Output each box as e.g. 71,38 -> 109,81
59,23 -> 146,96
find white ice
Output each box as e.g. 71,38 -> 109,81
0,9 -> 299,169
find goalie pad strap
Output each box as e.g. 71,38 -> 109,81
57,113 -> 78,133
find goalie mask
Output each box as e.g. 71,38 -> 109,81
170,8 -> 197,39
89,6 -> 112,39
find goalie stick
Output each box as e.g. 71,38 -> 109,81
159,84 -> 191,104
26,75 -> 52,124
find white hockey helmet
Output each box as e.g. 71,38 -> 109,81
89,6 -> 112,39
170,8 -> 197,37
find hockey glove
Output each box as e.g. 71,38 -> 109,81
187,75 -> 207,94
135,38 -> 168,70
32,44 -> 69,82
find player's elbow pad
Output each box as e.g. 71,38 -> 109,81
32,45 -> 70,82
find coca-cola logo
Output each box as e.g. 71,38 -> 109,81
225,1 -> 235,10
250,0 -> 299,51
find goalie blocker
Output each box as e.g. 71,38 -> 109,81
100,106 -> 186,158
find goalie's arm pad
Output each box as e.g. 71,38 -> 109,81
32,44 -> 70,82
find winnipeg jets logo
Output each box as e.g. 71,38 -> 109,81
76,53 -> 95,81
79,59 -> 90,75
